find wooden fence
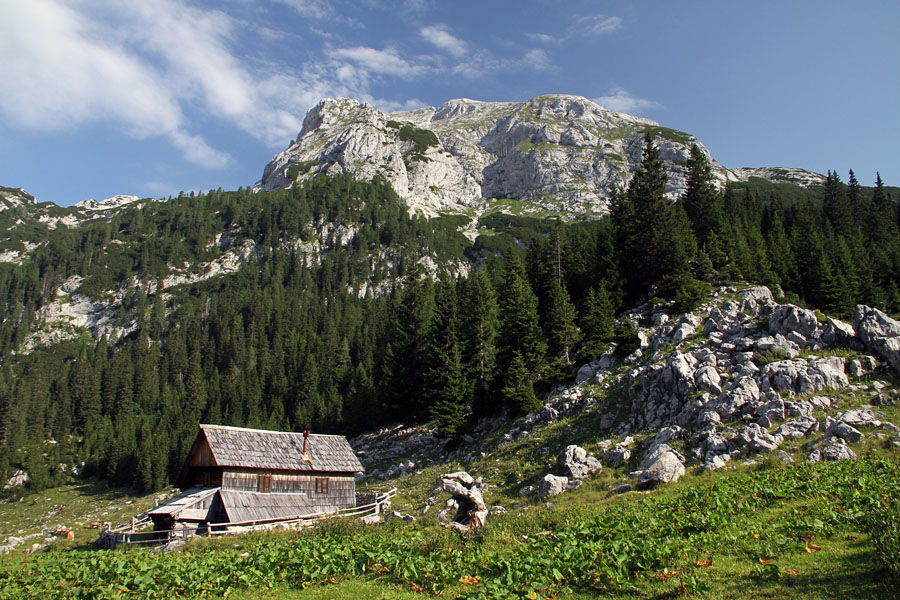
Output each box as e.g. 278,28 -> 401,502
104,488 -> 397,548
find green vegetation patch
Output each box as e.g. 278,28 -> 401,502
2,457 -> 897,599
286,160 -> 318,180
644,125 -> 695,146
398,125 -> 439,154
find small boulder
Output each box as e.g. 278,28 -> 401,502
636,444 -> 685,489
538,474 -> 569,499
822,442 -> 858,462
575,363 -> 596,384
826,421 -> 864,443
603,445 -> 631,466
557,445 -> 602,479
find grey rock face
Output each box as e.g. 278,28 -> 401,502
557,445 -> 602,479
538,474 -> 569,499
821,317 -> 859,347
826,421 -> 864,443
735,423 -> 783,453
761,358 -> 847,395
636,444 -> 685,489
256,95 -> 734,217
854,305 -> 900,375
775,417 -> 818,439
817,443 -> 858,462
769,304 -> 818,338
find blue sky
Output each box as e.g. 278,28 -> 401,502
1,0 -> 898,207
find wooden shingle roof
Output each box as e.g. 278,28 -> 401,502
199,424 -> 364,474
219,490 -> 314,523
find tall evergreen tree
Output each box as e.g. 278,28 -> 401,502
545,280 -> 580,366
682,144 -> 725,249
423,282 -> 467,436
495,257 -> 545,412
822,170 -> 853,237
612,133 -> 693,300
381,262 -> 434,421
458,269 -> 499,411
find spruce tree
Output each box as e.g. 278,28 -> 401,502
423,282 -> 467,436
381,262 -> 434,421
500,351 -> 540,414
545,280 -> 580,365
612,133 -> 694,300
682,144 -> 725,248
579,284 -> 616,361
495,257 -> 545,412
458,269 -> 499,413
822,171 -> 853,237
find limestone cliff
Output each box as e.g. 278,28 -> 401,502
255,94 -> 811,217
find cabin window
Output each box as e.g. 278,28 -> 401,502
315,478 -> 328,494
257,474 -> 272,493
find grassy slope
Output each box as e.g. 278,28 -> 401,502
0,480 -> 170,552
3,291 -> 900,598
1,387 -> 898,599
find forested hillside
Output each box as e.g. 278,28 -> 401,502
1,135 -> 897,494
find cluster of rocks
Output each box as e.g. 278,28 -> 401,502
3,470 -> 29,489
533,445 -> 603,500
349,285 -> 900,522
609,287 -> 900,480
351,425 -> 445,481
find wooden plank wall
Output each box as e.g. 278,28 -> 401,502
222,470 -> 356,511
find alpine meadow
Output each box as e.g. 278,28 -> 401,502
1,2 -> 900,598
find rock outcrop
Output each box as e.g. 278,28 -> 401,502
853,305 -> 900,375
256,95 -> 732,216
438,471 -> 488,532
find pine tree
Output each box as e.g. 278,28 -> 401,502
495,257 -> 545,412
612,133 -> 694,300
381,262 -> 434,421
682,144 -> 725,248
458,268 -> 499,413
545,280 -> 580,365
423,282 -> 467,436
822,171 -> 853,237
500,351 -> 540,414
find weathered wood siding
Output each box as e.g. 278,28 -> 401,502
188,438 -> 215,467
222,468 -> 355,512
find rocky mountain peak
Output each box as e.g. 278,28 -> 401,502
0,187 -> 36,212
255,94 -> 827,218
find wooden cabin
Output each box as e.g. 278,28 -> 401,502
148,424 -> 364,534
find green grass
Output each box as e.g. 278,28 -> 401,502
2,456 -> 898,599
0,479 -> 167,551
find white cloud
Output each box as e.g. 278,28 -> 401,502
0,0 -> 372,166
420,25 -> 467,58
272,0 -> 335,20
527,32 -> 559,45
577,14 -> 623,36
594,86 -> 661,115
332,46 -> 424,78
452,47 -> 552,79
523,48 -> 552,71
370,97 -> 427,113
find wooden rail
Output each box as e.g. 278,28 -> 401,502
110,488 -> 397,548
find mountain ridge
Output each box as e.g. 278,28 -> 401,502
255,94 -> 827,217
